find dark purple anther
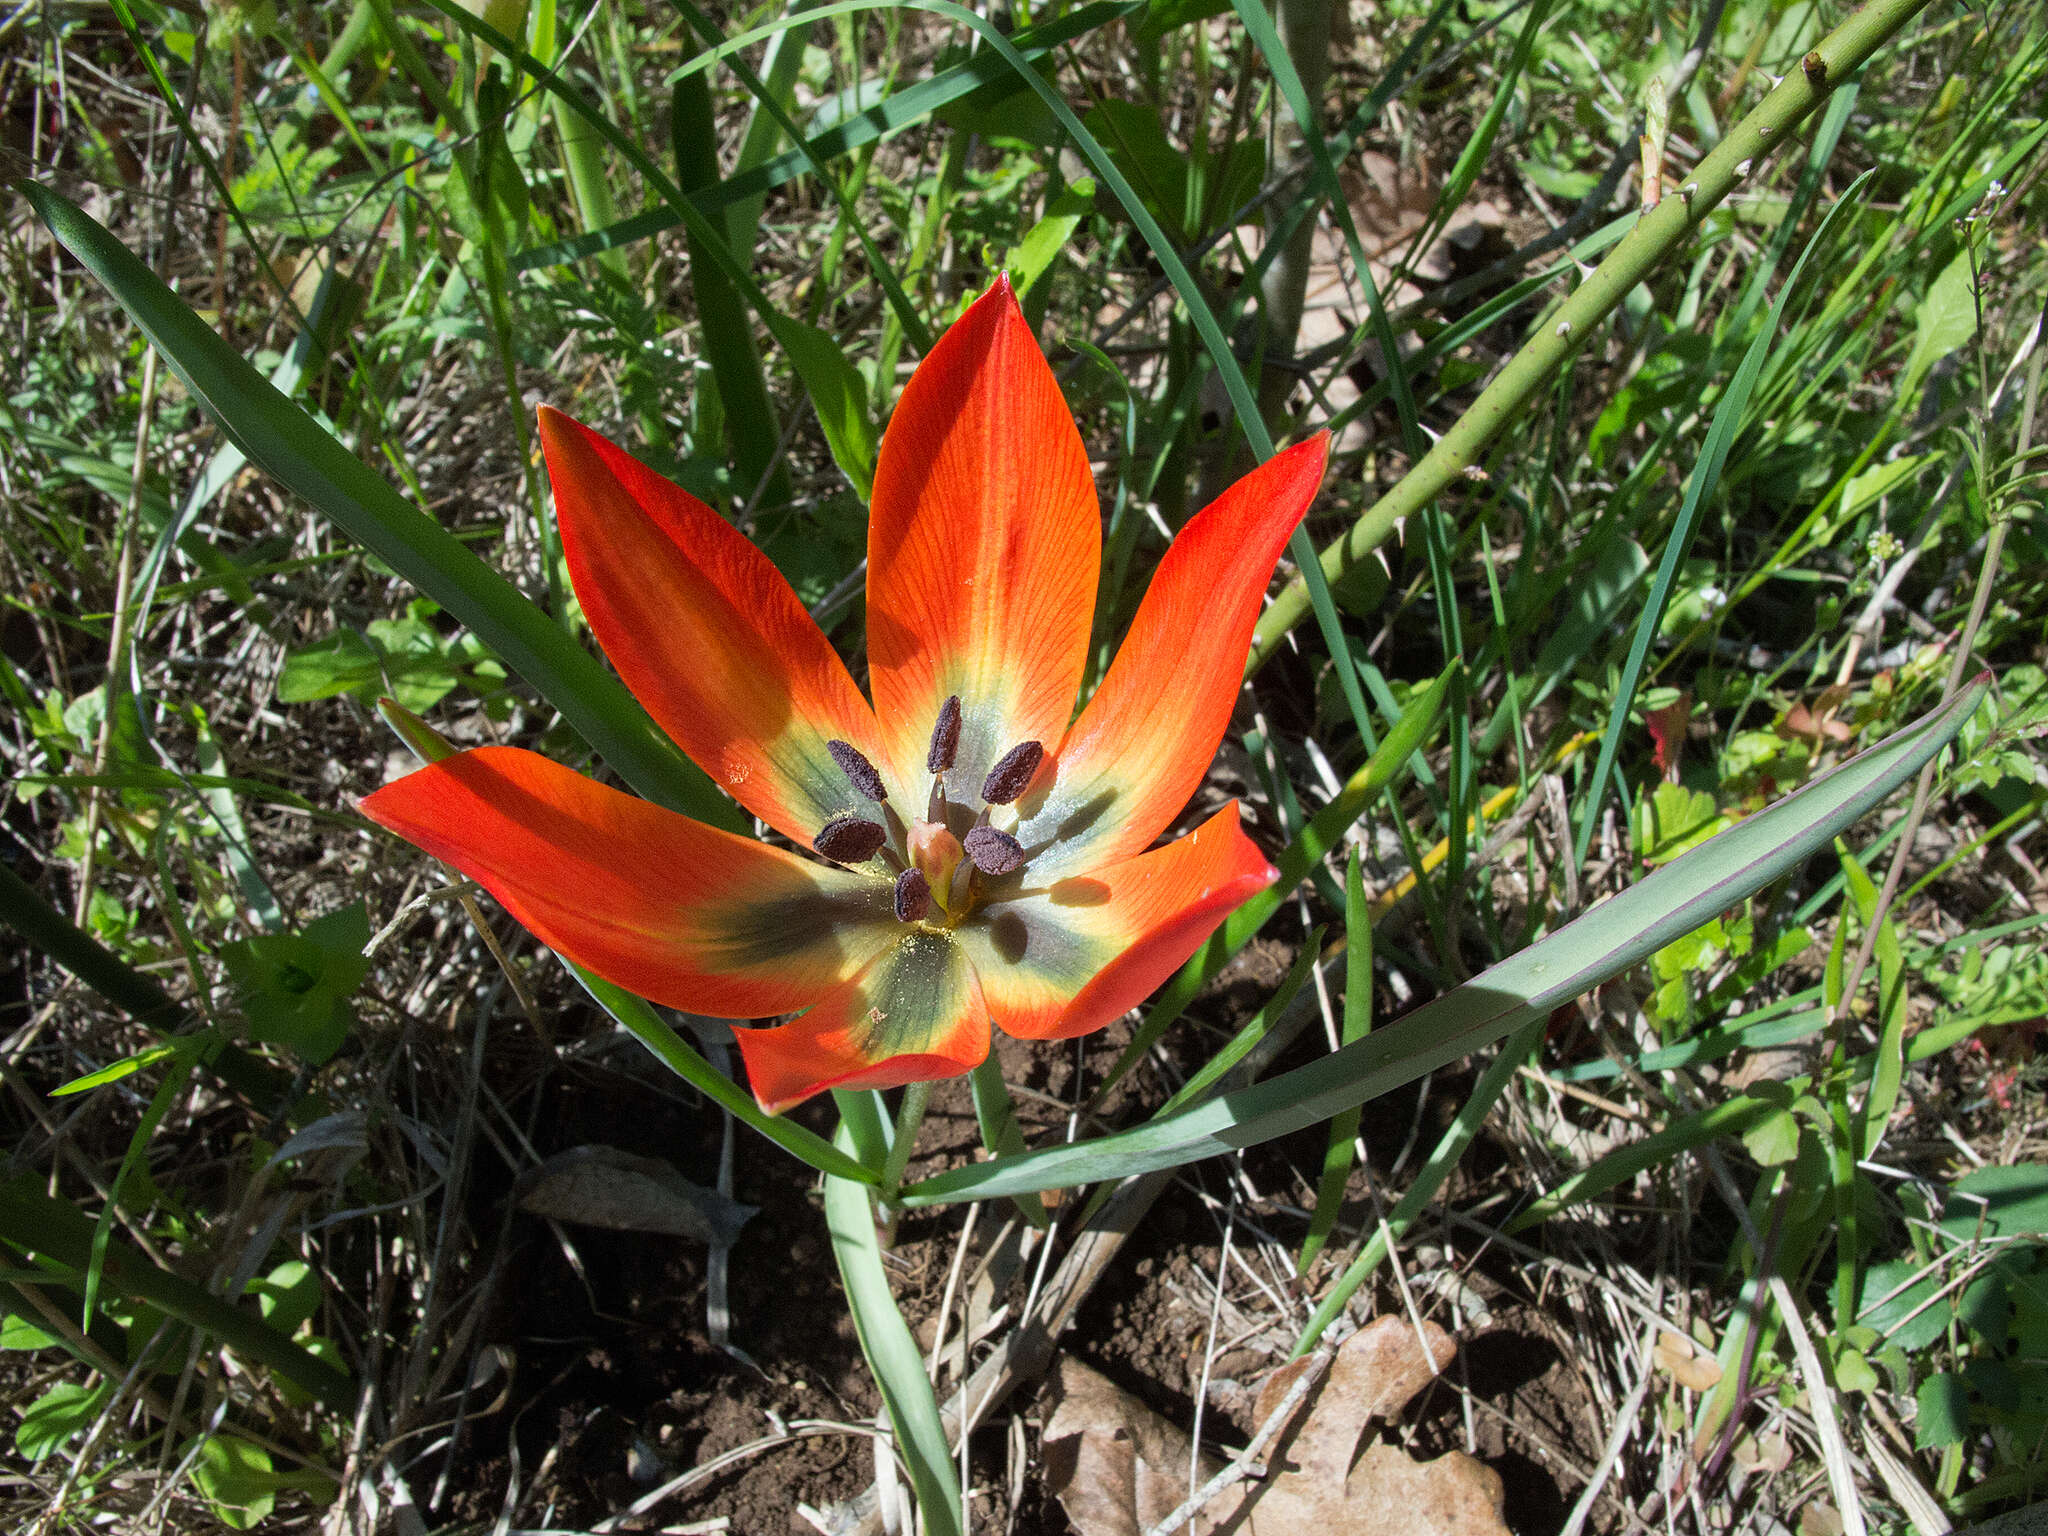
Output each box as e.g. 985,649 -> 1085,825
981,741 -> 1044,805
963,825 -> 1026,876
814,815 -> 887,865
893,868 -> 933,923
927,695 -> 962,775
827,739 -> 889,801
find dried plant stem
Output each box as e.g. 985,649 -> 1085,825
1143,1346 -> 1333,1536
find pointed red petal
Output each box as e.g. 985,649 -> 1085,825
955,802 -> 1276,1042
360,747 -> 898,1016
1013,435 -> 1328,877
865,278 -> 1099,805
732,930 -> 990,1113
540,408 -> 892,843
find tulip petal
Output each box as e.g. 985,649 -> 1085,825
1011,436 -> 1329,878
865,277 -> 1100,805
733,929 -> 990,1113
539,408 -> 890,843
954,803 -> 1277,1042
360,747 -> 899,1016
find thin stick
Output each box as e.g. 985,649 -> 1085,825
1144,1348 -> 1333,1536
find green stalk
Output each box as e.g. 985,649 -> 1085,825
880,1082 -> 933,1201
1246,0 -> 1941,673
824,1109 -> 962,1536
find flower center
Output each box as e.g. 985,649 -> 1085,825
808,695 -> 1042,927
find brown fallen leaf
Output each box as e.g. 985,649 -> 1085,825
514,1145 -> 754,1245
1654,1329 -> 1724,1393
1042,1355 -> 1221,1536
1044,1317 -> 1510,1536
1228,1316 -> 1509,1536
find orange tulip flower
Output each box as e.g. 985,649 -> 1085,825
361,278 -> 1329,1113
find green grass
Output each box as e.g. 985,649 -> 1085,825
2,0 -> 2045,1529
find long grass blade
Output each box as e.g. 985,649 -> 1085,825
900,679 -> 1986,1204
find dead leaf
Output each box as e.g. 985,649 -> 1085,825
514,1145 -> 755,1246
1654,1330 -> 1724,1393
1731,1429 -> 1792,1474
1042,1355 -> 1221,1536
1230,1316 -> 1509,1536
1338,1445 -> 1509,1535
1251,1314 -> 1454,1474
1779,684 -> 1858,747
1045,1320 -> 1508,1536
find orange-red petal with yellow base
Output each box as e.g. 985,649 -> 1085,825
359,746 -> 900,1017
539,408 -> 892,844
952,802 -> 1277,1042
732,929 -> 991,1114
864,277 -> 1100,807
1012,435 -> 1329,879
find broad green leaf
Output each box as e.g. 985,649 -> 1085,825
901,680 -> 1986,1205
1902,251 -> 1978,393
16,1379 -> 110,1461
22,183 -> 738,831
1839,454 -> 1928,522
1946,1164 -> 2048,1241
1833,1345 -> 1880,1394
277,630 -> 387,703
1861,1258 -> 1950,1351
1915,1370 -> 1969,1449
1742,1104 -> 1803,1167
187,1435 -> 278,1530
0,1312 -> 61,1351
248,1260 -> 322,1338
1632,782 -> 1730,865
218,903 -> 371,1064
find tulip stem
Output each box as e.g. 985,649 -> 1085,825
881,1082 -> 935,1202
